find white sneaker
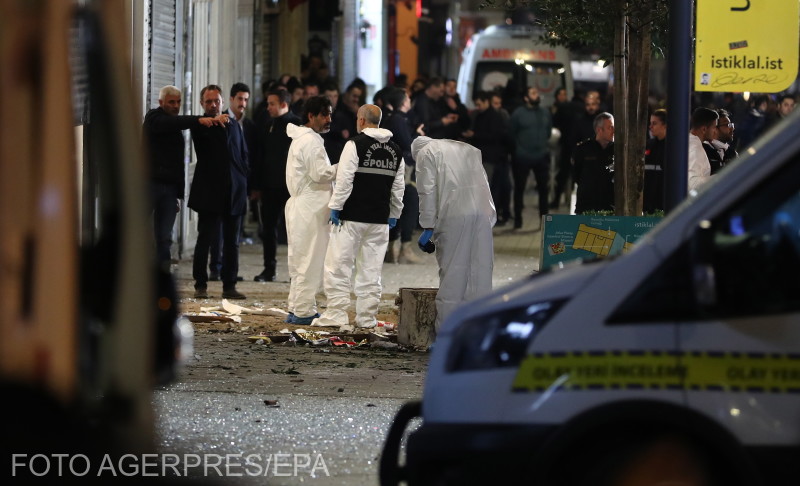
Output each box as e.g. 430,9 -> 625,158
310,317 -> 341,328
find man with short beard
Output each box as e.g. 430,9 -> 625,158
703,109 -> 738,175
510,86 -> 552,229
284,96 -> 338,325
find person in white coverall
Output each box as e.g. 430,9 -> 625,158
284,96 -> 338,325
411,136 -> 496,330
312,104 -> 405,331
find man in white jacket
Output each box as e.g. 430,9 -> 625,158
284,96 -> 338,325
688,107 -> 719,192
312,104 -> 405,331
411,137 -> 496,330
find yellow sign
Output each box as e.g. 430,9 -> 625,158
695,0 -> 799,92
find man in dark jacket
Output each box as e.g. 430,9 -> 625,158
410,77 -> 459,139
250,88 -> 300,282
143,85 -> 224,268
465,91 -> 512,225
573,112 -> 615,214
189,84 -> 249,300
643,109 -> 667,213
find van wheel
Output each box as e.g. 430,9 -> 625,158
599,435 -> 709,486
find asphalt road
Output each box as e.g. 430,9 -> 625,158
153,197 -> 547,485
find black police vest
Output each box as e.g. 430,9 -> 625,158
340,133 -> 402,224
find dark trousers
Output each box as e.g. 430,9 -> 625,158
484,158 -> 512,220
209,214 -> 246,275
152,182 -> 179,267
258,189 -> 290,274
389,184 -> 418,243
512,154 -> 550,220
193,211 -> 242,289
552,144 -> 573,205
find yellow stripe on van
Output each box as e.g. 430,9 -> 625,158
511,351 -> 800,393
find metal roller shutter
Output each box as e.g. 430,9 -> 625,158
149,0 -> 177,108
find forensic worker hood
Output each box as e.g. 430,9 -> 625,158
411,136 -> 433,161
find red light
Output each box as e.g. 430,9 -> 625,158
416,0 -> 422,18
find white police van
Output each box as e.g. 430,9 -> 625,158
380,110 -> 800,485
456,24 -> 573,109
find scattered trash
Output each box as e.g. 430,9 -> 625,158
263,400 -> 279,408
366,403 -> 376,407
371,341 -> 400,350
376,321 -> 396,332
248,336 -> 272,345
337,388 -> 344,393
290,379 -> 304,383
184,313 -> 239,323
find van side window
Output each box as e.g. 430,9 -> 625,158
610,153 -> 800,322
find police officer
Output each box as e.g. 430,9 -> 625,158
312,104 -> 405,332
573,112 -> 615,214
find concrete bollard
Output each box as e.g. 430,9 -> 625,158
395,287 -> 438,348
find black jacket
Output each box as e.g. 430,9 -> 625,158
143,107 -> 201,198
469,107 -> 511,165
643,137 -> 666,213
251,111 -> 301,192
380,109 -> 416,166
189,119 -> 249,215
573,139 -> 614,214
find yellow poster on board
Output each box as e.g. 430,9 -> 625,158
695,0 -> 799,92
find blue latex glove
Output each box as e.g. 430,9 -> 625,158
388,218 -> 397,229
329,209 -> 342,226
418,229 -> 434,252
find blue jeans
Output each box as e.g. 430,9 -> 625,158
152,182 -> 180,267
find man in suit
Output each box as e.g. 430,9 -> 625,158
189,84 -> 249,300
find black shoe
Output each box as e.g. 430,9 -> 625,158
209,271 -> 220,281
254,270 -> 276,282
549,200 -> 560,209
194,287 -> 209,299
495,218 -> 507,227
514,220 -> 523,229
236,276 -> 244,281
222,288 -> 246,300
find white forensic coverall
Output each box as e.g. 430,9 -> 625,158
285,123 -> 338,318
411,137 -> 497,329
313,127 -> 405,330
688,133 -> 711,191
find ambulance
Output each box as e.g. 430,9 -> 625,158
456,24 -> 573,109
380,110 -> 800,485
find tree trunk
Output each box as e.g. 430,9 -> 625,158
613,1 -> 628,215
613,1 -> 654,216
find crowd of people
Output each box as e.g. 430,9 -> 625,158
143,69 -> 797,330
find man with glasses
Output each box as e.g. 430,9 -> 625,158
704,109 -> 738,174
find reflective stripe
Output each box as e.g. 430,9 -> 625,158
511,350 -> 800,393
644,165 -> 663,171
357,167 -> 397,177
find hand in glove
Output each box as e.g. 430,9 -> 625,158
418,228 -> 435,253
329,209 -> 342,226
388,218 -> 397,229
